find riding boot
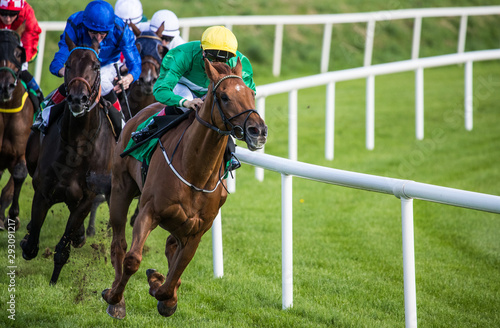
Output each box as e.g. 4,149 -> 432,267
224,137 -> 241,172
20,70 -> 44,110
103,92 -> 125,140
32,85 -> 67,133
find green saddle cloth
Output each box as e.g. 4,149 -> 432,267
123,112 -> 160,165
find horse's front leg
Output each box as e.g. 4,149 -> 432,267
50,197 -> 94,285
103,205 -> 155,319
7,161 -> 29,231
86,194 -> 106,237
149,232 -> 204,317
20,189 -> 53,260
0,176 -> 14,231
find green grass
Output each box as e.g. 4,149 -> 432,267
1,1 -> 500,327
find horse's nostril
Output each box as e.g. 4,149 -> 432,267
247,126 -> 259,136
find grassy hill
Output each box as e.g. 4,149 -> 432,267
1,1 -> 499,327
28,0 -> 500,88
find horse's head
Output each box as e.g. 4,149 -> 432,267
131,23 -> 167,95
203,59 -> 267,151
0,28 -> 26,102
63,33 -> 102,117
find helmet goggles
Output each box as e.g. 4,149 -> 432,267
204,49 -> 234,63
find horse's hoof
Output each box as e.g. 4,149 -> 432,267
146,268 -> 157,279
20,237 -> 38,260
106,299 -> 126,320
13,217 -> 20,231
157,300 -> 177,317
70,234 -> 86,248
86,227 -> 95,238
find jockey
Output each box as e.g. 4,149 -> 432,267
34,0 -> 141,137
114,0 -> 147,73
153,25 -> 255,111
143,26 -> 256,171
139,10 -> 186,50
0,0 -> 43,108
114,0 -> 146,26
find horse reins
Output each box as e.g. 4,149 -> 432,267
195,75 -> 260,141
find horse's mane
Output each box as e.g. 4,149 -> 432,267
210,62 -> 232,75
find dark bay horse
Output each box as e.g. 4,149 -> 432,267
0,29 -> 35,231
121,23 -> 167,120
86,23 -> 168,236
21,35 -> 116,284
102,59 -> 268,318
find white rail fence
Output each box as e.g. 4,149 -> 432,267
211,148 -> 500,328
254,49 -> 500,165
34,6 -> 500,83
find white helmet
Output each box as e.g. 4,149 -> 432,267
150,10 -> 180,38
114,0 -> 143,25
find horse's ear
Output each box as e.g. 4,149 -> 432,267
204,58 -> 220,83
65,32 -> 76,51
130,22 -> 141,37
155,23 -> 165,39
231,57 -> 242,77
14,22 -> 25,38
157,44 -> 168,58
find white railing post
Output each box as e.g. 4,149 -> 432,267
273,24 -> 284,77
256,97 -> 266,181
401,197 -> 418,328
415,67 -> 424,140
34,29 -> 47,84
227,169 -> 236,193
181,26 -> 190,42
325,81 -> 335,160
321,23 -> 333,73
364,20 -> 376,67
282,173 -> 293,309
464,61 -> 473,131
411,16 -> 422,60
289,89 -> 298,161
366,75 -> 375,150
458,15 -> 468,54
212,210 -> 224,278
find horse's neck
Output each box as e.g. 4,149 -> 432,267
61,105 -> 102,147
179,101 -> 228,181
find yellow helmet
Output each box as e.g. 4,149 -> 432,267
201,26 -> 238,57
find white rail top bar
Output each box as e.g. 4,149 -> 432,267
37,6 -> 500,31
235,148 -> 500,214
255,49 -> 500,97
178,7 -> 500,26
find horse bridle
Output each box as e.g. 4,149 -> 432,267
64,47 -> 101,115
160,74 -> 259,193
195,74 -> 260,141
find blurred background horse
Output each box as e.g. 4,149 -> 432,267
0,29 -> 35,231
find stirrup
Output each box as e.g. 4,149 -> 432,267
227,154 -> 241,172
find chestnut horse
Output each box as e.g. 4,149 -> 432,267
0,29 -> 35,231
20,35 -> 116,284
102,59 -> 267,318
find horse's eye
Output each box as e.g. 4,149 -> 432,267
220,94 -> 229,102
